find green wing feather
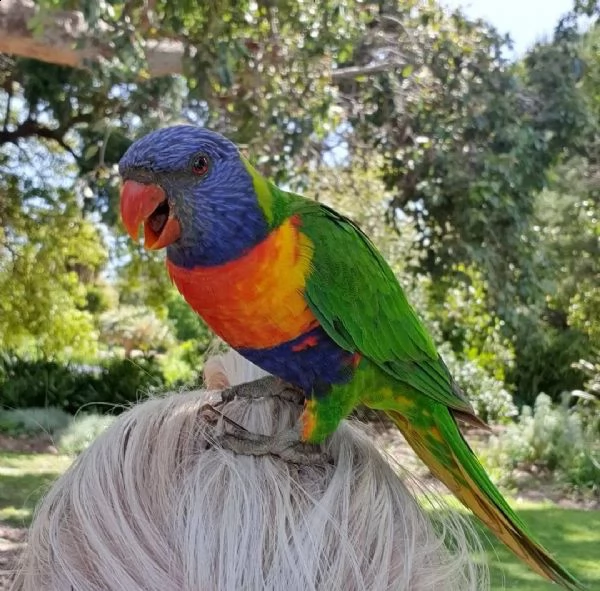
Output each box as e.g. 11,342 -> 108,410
292,198 -> 474,416
287,196 -> 584,590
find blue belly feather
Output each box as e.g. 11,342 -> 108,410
237,325 -> 356,396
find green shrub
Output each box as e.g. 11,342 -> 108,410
510,314 -> 590,405
434,264 -> 516,383
0,406 -> 72,436
438,343 -> 517,424
95,357 -> 165,410
167,292 -> 211,344
0,353 -> 166,414
98,306 -> 175,357
484,392 -> 600,490
0,354 -> 85,410
158,340 -> 205,388
57,413 -> 115,454
423,265 -> 518,424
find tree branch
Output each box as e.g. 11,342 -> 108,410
0,0 -> 185,78
331,60 -> 407,81
3,82 -> 12,132
0,117 -> 80,159
1,0 -> 408,83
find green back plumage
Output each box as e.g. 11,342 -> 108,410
260,180 -> 583,591
287,195 -> 474,415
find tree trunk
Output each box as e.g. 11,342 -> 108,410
0,0 -> 185,77
0,0 -> 402,81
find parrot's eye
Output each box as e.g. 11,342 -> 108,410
191,154 -> 210,177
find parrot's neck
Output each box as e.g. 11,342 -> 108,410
166,166 -> 281,269
166,215 -> 318,350
166,205 -> 269,269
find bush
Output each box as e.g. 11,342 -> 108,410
424,265 -> 518,424
483,392 -> 600,490
57,413 -> 115,454
0,354 -> 85,410
97,357 -> 165,409
0,407 -> 114,455
167,292 -> 211,344
433,264 -> 515,383
98,306 -> 175,357
438,343 -> 517,424
0,406 -> 72,436
511,320 -> 590,405
158,340 -> 205,388
0,353 -> 166,414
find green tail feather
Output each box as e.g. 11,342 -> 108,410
387,406 -> 585,591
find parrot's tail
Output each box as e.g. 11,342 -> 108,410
387,407 -> 585,591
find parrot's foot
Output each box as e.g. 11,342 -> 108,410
217,427 -> 326,464
220,376 -> 305,406
202,408 -> 327,465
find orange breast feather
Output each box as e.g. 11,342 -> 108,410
166,217 -> 318,349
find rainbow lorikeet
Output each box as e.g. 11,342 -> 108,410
119,125 -> 582,590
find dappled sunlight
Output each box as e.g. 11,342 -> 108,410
0,452 -> 72,526
1,1 -> 599,589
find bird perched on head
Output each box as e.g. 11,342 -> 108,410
119,125 -> 583,590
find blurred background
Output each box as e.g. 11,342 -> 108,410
0,1 -> 598,588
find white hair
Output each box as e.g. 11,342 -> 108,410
13,351 -> 487,591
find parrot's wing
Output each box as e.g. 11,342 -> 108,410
298,201 -> 474,415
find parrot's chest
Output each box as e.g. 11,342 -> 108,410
166,218 -> 318,349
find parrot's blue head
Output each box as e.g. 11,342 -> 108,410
118,125 -> 269,268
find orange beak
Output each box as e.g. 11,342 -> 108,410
120,180 -> 181,250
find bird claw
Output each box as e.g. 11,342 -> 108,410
220,375 -> 305,406
203,379 -> 324,464
206,422 -> 328,465
200,403 -> 249,432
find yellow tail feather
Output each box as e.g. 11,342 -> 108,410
387,408 -> 584,590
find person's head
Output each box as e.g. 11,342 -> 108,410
13,351 -> 487,591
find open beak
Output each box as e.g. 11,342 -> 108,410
120,180 -> 181,250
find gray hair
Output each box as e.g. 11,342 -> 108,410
13,351 -> 487,591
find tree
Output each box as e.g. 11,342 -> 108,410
341,3 -> 591,312
99,305 -> 175,357
0,143 -> 106,359
1,0 -> 599,404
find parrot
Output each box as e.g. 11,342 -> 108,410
118,125 -> 583,590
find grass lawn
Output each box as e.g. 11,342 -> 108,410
0,451 -> 72,526
0,451 -> 598,590
471,499 -> 600,591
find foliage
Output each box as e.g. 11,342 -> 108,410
57,413 -> 115,455
167,291 -> 211,343
433,265 -> 515,382
574,358 -> 600,397
158,339 -> 206,388
0,174 -> 106,359
1,1 -> 600,411
484,393 -> 600,491
509,155 -> 599,401
438,343 -> 517,424
510,316 -> 591,405
0,406 -> 71,437
98,305 -> 175,357
344,2 -> 591,310
0,354 -> 165,414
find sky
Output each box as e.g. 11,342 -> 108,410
443,0 -> 575,56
